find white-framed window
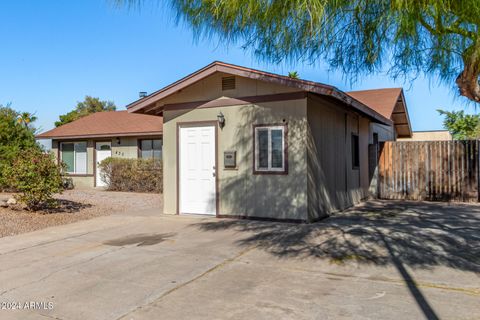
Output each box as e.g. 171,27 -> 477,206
60,142 -> 87,174
254,125 -> 287,173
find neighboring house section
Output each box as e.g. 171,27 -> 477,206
397,130 -> 452,141
347,88 -> 412,140
126,62 -> 412,222
36,111 -> 163,188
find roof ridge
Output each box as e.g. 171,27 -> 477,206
347,87 -> 403,93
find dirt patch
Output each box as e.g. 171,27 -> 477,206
104,233 -> 176,247
0,189 -> 162,238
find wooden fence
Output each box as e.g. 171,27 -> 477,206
378,140 -> 480,202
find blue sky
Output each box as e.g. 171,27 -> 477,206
0,0 -> 477,137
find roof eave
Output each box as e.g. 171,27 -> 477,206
398,89 -> 413,137
126,61 -> 392,126
35,131 -> 163,140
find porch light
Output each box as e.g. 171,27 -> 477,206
217,112 -> 225,129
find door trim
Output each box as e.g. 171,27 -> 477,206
95,141 -> 112,188
176,121 -> 219,216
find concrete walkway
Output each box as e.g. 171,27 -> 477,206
0,201 -> 479,319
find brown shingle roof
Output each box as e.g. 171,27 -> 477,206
347,88 -> 402,119
347,88 -> 412,137
36,111 -> 163,139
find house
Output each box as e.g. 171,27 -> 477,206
36,111 -> 163,188
126,61 -> 412,222
397,130 -> 452,141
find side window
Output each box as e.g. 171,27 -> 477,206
352,134 -> 360,169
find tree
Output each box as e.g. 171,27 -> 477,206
55,96 -> 116,127
0,104 -> 39,188
119,0 -> 480,104
437,109 -> 480,140
17,112 -> 38,131
288,71 -> 299,79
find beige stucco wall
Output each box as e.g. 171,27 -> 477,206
112,137 -> 139,158
163,99 -> 309,220
51,136 -> 149,188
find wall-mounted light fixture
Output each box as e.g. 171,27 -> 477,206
217,112 -> 225,129
116,137 -> 121,145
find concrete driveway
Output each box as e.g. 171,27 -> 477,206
0,200 -> 479,320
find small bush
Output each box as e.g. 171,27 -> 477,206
99,157 -> 162,193
3,148 -> 64,210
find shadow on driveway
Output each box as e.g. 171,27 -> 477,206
192,200 -> 480,320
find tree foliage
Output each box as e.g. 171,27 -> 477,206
119,0 -> 480,103
55,96 -> 116,127
0,104 -> 39,188
17,112 -> 38,131
437,109 -> 480,140
288,71 -> 299,79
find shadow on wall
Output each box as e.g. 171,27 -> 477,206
193,200 -> 480,273
217,103 -> 310,220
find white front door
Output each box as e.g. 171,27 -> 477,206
179,125 -> 216,215
96,142 -> 112,187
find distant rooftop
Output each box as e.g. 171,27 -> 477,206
36,111 -> 163,139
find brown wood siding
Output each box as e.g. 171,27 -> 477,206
307,95 -> 371,219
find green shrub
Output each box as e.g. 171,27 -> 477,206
99,157 -> 162,193
0,105 -> 39,190
3,148 -> 64,210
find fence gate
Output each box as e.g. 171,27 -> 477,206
378,140 -> 479,202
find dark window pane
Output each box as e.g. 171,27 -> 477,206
62,143 -> 74,173
257,129 -> 269,168
100,145 -> 111,151
141,140 -> 153,159
153,139 -> 162,161
352,134 -> 359,168
271,129 -> 283,168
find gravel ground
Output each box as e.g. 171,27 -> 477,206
0,190 -> 162,238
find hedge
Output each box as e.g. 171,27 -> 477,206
98,157 -> 162,193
